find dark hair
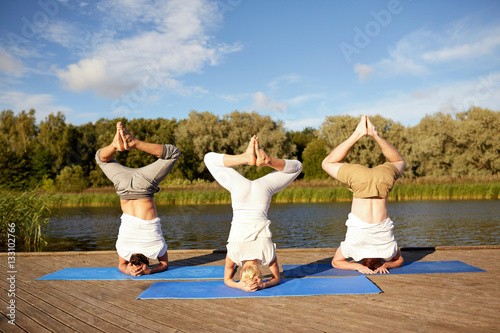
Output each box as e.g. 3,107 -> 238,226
130,253 -> 149,266
360,258 -> 382,271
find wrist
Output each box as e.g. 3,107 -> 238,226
351,131 -> 365,142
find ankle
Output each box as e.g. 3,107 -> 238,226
256,154 -> 271,167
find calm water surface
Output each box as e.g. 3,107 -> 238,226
45,200 -> 500,252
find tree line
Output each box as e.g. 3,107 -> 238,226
0,107 -> 498,192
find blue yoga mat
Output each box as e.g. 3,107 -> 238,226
37,266 -> 225,280
282,261 -> 485,278
137,276 -> 381,299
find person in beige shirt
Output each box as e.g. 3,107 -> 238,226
322,115 -> 406,274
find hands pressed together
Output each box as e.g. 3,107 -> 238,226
125,262 -> 150,276
238,277 -> 264,292
355,115 -> 379,138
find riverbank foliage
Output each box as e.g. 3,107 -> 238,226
1,107 -> 499,194
0,190 -> 60,251
52,177 -> 499,207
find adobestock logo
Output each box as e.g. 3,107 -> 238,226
453,73 -> 499,112
339,0 -> 406,64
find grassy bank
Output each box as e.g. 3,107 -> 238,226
0,190 -> 60,251
52,179 -> 500,207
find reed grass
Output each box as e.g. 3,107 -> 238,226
51,181 -> 500,207
390,182 -> 500,200
0,190 -> 61,251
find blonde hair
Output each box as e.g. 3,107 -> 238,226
240,263 -> 262,282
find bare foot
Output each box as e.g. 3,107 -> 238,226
117,122 -> 137,150
112,128 -> 125,152
255,137 -> 271,167
244,136 -> 257,165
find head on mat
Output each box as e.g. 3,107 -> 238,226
130,253 -> 149,267
360,258 -> 382,271
240,261 -> 263,285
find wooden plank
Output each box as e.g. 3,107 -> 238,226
0,275 -> 129,333
10,266 -> 161,332
1,247 -> 499,332
19,261 -> 195,332
34,281 -> 169,333
0,284 -> 76,333
0,296 -> 45,333
89,281 -> 239,332
35,279 -> 202,332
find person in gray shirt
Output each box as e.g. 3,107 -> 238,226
96,122 -> 181,276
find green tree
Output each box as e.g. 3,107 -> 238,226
453,107 -> 500,176
56,165 -> 88,192
0,109 -> 37,189
302,138 -> 329,180
174,111 -> 228,180
407,112 -> 457,177
287,127 -> 317,161
36,112 -> 70,174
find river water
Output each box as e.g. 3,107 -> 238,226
45,200 -> 499,252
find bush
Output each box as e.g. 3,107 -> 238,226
56,165 -> 88,192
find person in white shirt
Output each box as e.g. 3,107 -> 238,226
204,136 -> 302,291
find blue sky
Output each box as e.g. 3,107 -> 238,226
1,0 -> 499,130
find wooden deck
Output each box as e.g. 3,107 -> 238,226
1,246 -> 499,333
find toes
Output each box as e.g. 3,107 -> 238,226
119,130 -> 129,150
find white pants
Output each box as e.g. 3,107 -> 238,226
204,152 -> 302,265
116,213 -> 168,261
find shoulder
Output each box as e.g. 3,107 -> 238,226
377,162 -> 403,178
337,163 -> 367,181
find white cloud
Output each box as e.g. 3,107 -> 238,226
0,90 -> 73,121
0,47 -> 26,77
422,33 -> 500,63
283,117 -> 323,131
40,19 -> 90,51
287,93 -> 324,107
362,22 -> 500,79
412,87 -> 440,99
251,91 -> 287,113
374,30 -> 431,77
343,72 -> 500,126
218,93 -> 248,103
267,74 -> 300,90
56,0 -> 242,99
354,63 -> 375,81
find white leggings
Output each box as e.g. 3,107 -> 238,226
204,152 -> 302,218
205,152 -> 302,264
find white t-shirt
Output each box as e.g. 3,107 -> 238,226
340,213 -> 399,262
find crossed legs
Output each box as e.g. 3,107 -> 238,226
223,136 -> 285,171
99,122 -> 164,162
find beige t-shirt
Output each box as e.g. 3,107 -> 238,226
337,162 -> 400,198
